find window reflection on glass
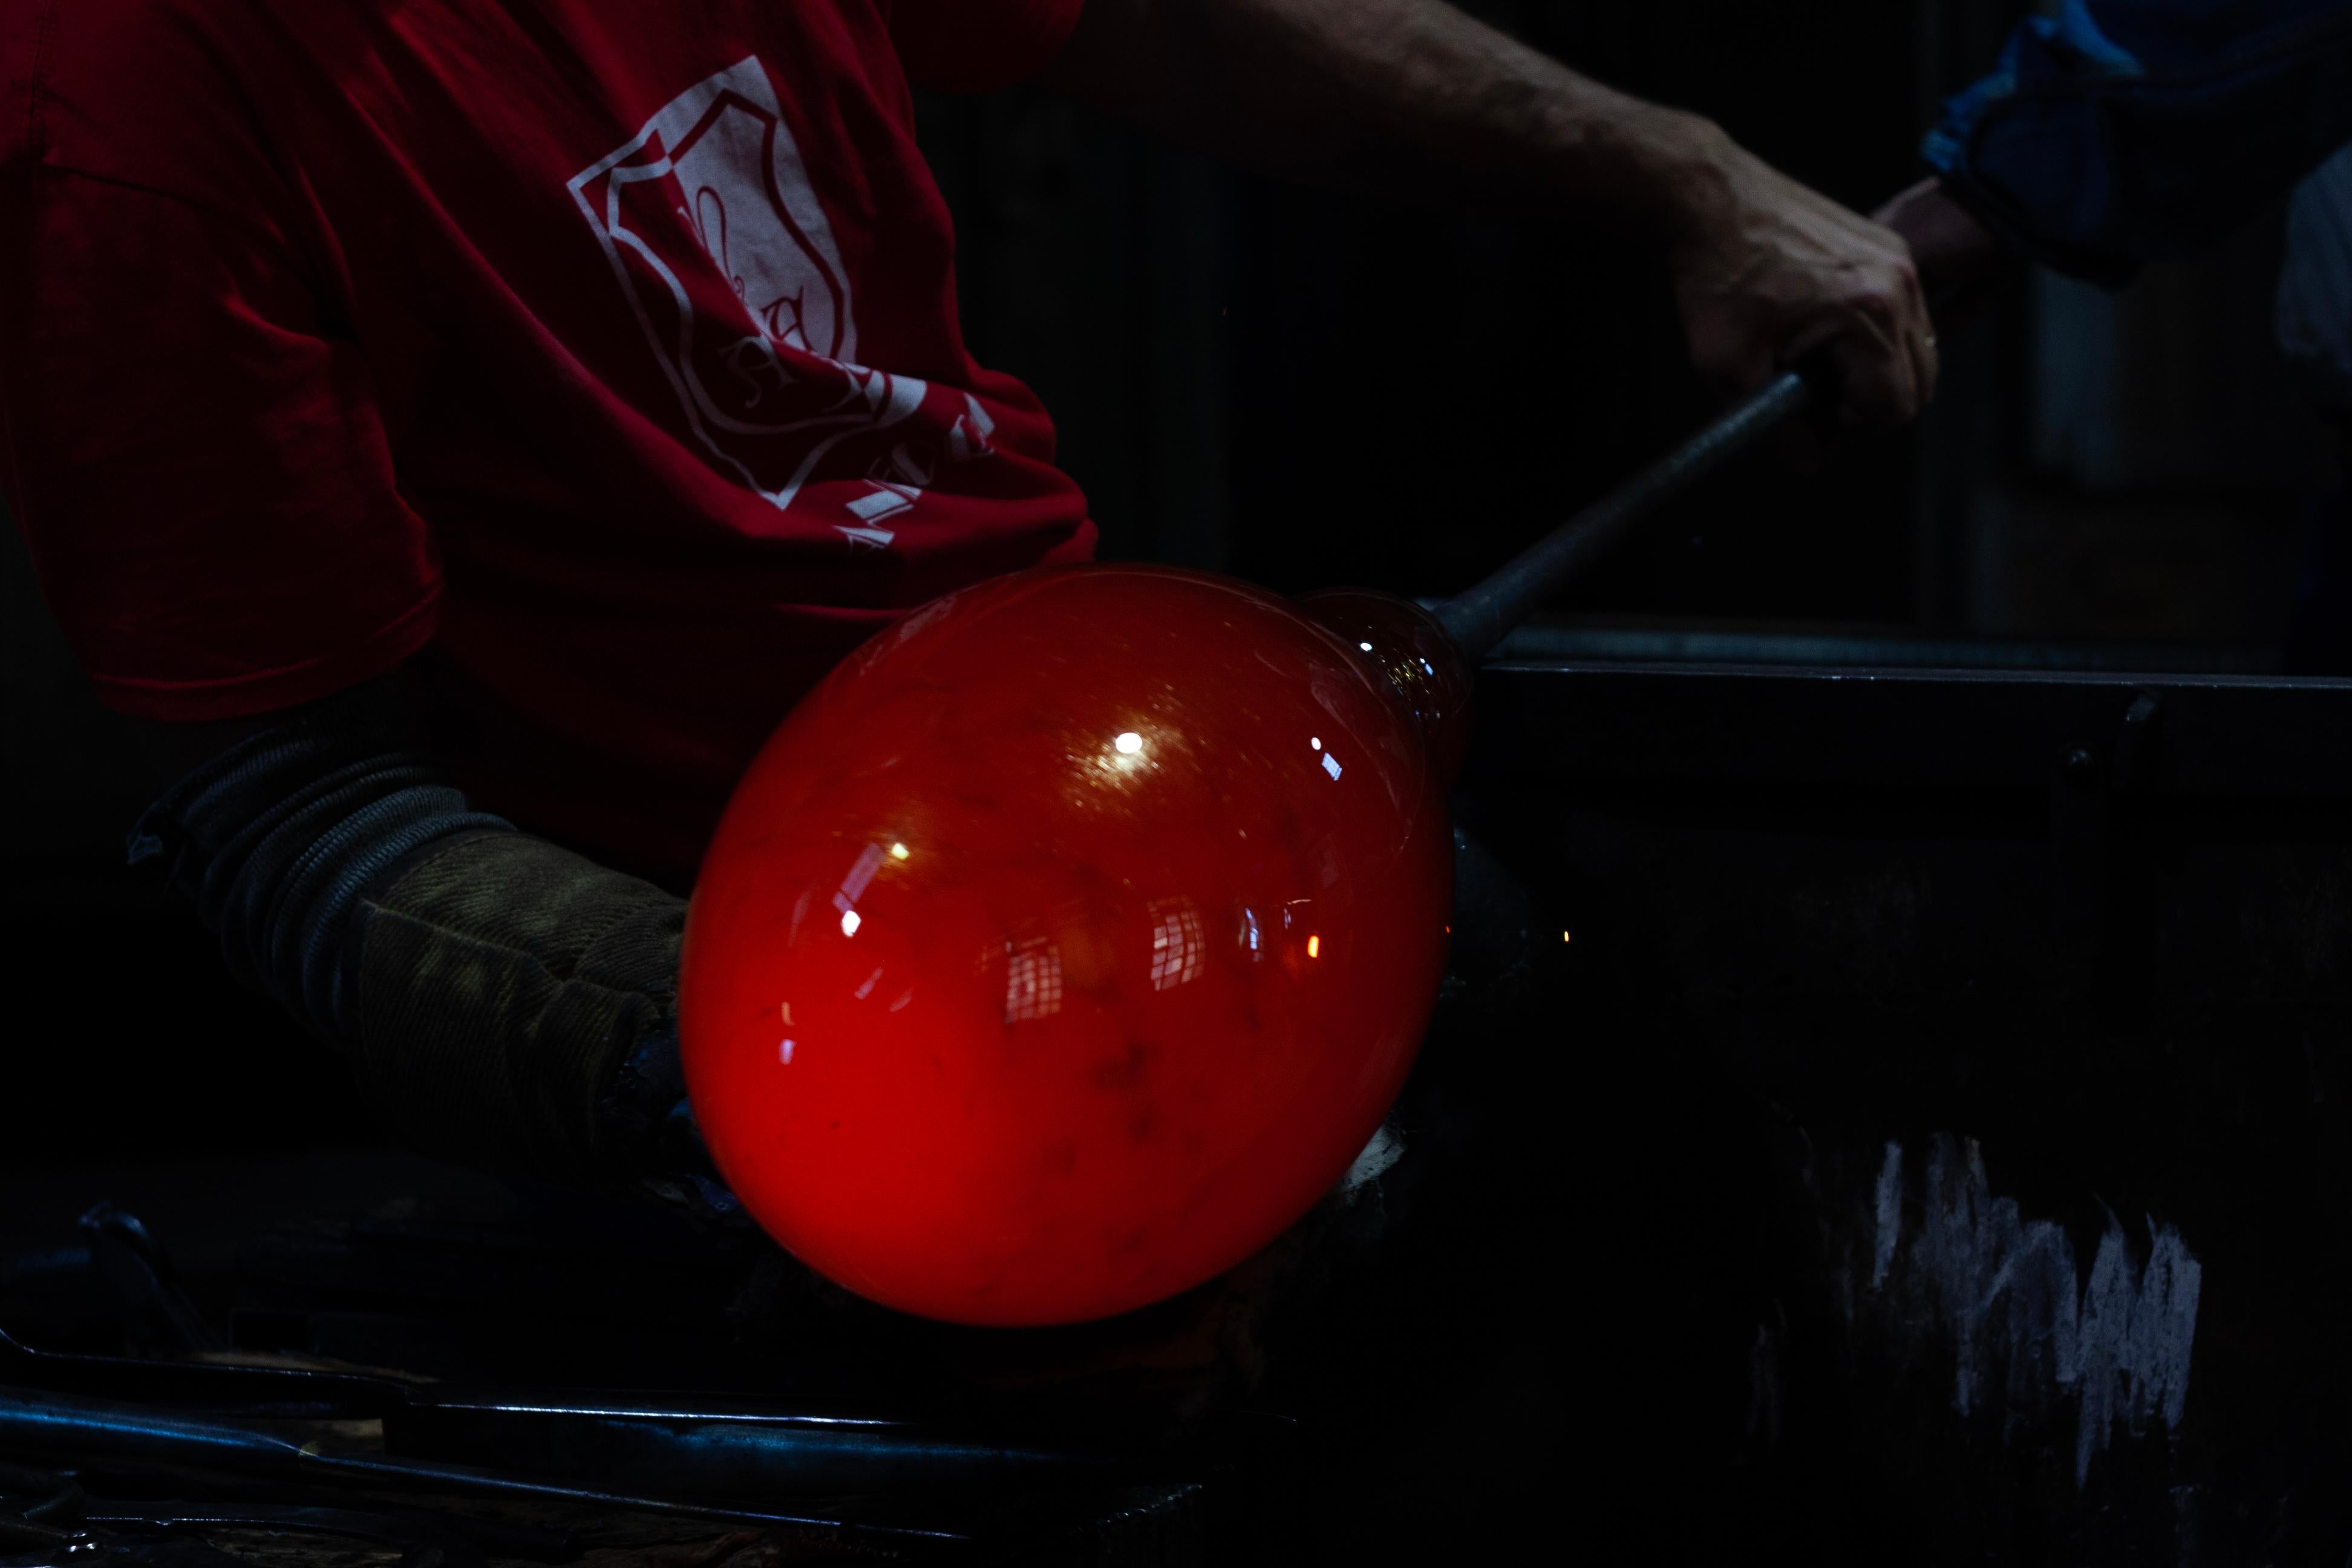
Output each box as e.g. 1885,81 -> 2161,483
1005,936 -> 1063,1022
1149,898 -> 1205,991
832,841 -> 887,935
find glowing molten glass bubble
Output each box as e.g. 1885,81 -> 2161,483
679,564 -> 1468,1326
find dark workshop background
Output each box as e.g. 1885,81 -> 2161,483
2,0 -> 2335,1165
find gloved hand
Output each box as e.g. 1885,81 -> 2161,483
136,675 -> 725,1200
601,1028 -> 757,1231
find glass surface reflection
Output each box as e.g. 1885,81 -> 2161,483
1147,898 -> 1204,990
1005,936 -> 1062,1022
679,564 -> 1459,1327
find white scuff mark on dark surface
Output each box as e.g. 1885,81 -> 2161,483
1868,1134 -> 2203,1485
1872,1140 -> 1904,1290
1341,1123 -> 1404,1199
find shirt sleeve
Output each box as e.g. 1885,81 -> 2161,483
887,0 -> 1088,93
0,165 -> 440,724
1922,0 -> 2352,284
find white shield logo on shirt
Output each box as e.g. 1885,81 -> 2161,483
570,56 -> 986,545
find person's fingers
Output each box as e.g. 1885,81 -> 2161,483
1906,301 -> 1940,414
1670,148 -> 1947,447
1849,245 -> 1936,428
1877,233 -> 1938,405
1821,301 -> 1918,431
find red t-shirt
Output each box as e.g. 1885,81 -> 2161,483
0,0 -> 1093,884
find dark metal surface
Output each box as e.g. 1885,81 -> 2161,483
0,1462 -> 524,1568
0,1233 -> 1232,1562
76,1504 -> 572,1563
0,1387 -> 959,1543
385,1395 -> 1124,1501
1454,656 -> 2352,1564
1475,659 -> 2352,795
0,1327 -> 398,1417
0,1324 -> 1121,1503
1492,622 -> 2285,674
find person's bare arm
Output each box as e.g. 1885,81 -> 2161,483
1041,0 -> 1936,430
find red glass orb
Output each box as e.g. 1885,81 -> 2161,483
679,564 -> 1455,1326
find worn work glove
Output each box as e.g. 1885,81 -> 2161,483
132,676 -> 717,1191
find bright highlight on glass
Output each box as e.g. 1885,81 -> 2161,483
1562,931 -> 1573,943
1359,641 -> 1374,652
840,909 -> 861,937
889,842 -> 910,860
1307,935 -> 1321,958
1114,731 -> 1143,754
